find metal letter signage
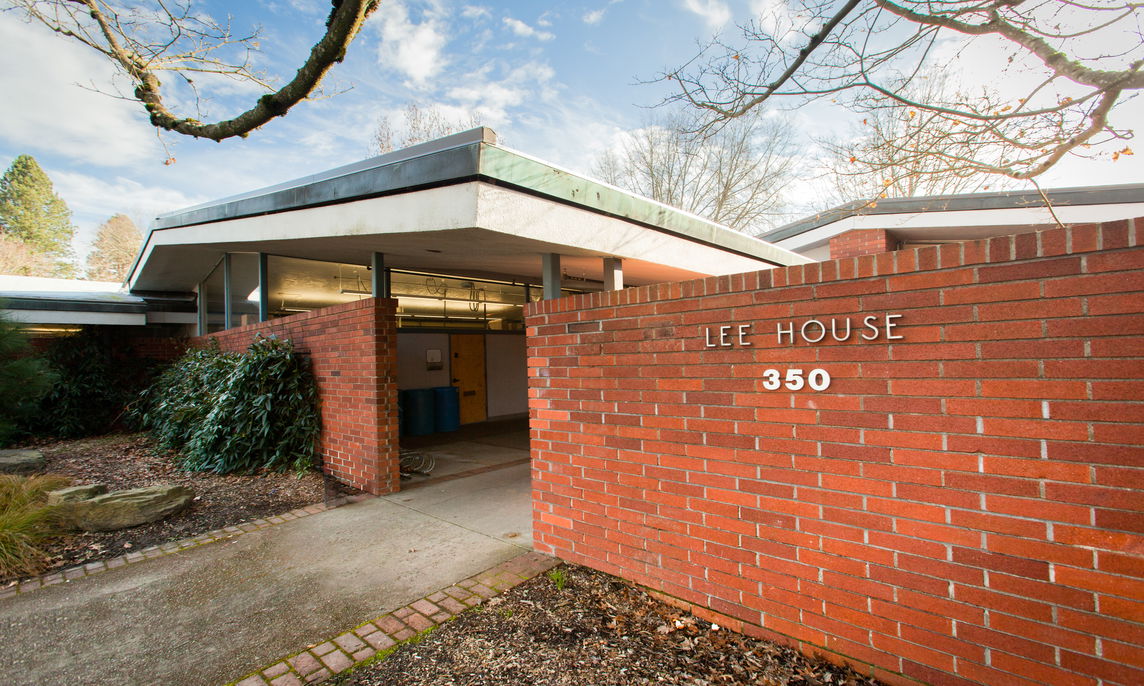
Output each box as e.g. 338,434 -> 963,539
700,314 -> 904,392
702,314 -> 903,348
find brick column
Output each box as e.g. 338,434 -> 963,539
829,228 -> 899,259
200,297 -> 400,495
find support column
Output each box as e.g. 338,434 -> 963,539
542,253 -> 562,300
258,253 -> 269,322
222,253 -> 232,329
603,257 -> 624,291
196,285 -> 207,336
371,252 -> 390,298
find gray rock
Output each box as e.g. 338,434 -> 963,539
0,449 -> 45,474
47,483 -> 109,505
71,485 -> 195,532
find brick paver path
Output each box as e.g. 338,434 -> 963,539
230,552 -> 559,686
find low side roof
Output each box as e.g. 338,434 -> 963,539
0,275 -> 196,327
130,128 -> 807,292
763,184 -> 1144,245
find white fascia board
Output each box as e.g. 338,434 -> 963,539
130,184 -> 483,289
473,184 -> 786,276
775,202 -> 1144,255
147,183 -> 480,247
4,309 -> 146,326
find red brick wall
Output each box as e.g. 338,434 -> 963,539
527,219 -> 1144,686
200,298 -> 399,495
831,228 -> 900,259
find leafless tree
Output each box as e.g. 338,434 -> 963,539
6,0 -> 380,142
819,77 -> 1018,201
667,0 -> 1143,182
0,234 -> 55,277
86,213 -> 141,282
595,110 -> 796,234
372,103 -> 483,154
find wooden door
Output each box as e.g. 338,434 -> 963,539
450,334 -> 487,424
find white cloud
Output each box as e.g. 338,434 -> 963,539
503,17 -> 554,41
375,1 -> 449,87
461,5 -> 490,19
0,15 -> 159,167
446,62 -> 557,125
584,0 -> 624,25
50,169 -> 206,255
682,0 -> 731,30
583,9 -> 606,24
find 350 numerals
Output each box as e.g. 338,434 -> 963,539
761,368 -> 831,391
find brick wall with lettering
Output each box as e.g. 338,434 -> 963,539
526,219 -> 1144,686
201,298 -> 399,495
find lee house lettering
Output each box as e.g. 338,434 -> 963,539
702,314 -> 905,392
703,313 -> 904,348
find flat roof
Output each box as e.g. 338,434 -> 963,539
131,128 -> 806,293
762,183 -> 1144,243
0,276 -> 195,326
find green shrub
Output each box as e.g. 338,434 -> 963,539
136,335 -> 321,474
0,310 -> 56,446
30,326 -> 156,438
0,474 -> 71,578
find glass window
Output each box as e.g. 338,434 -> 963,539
265,255 -> 373,318
390,270 -> 530,330
202,258 -> 226,334
228,253 -> 261,328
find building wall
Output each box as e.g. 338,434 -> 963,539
527,219 -> 1144,686
396,332 -> 452,390
487,334 -> 528,418
202,298 -> 399,495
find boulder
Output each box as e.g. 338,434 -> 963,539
0,449 -> 45,475
47,483 -> 109,505
71,485 -> 195,532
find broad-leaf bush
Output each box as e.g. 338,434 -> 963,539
0,309 -> 56,446
136,336 -> 320,474
31,327 -> 158,438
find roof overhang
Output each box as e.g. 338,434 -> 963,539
763,184 -> 1144,258
128,128 -> 809,293
771,202 -> 1144,257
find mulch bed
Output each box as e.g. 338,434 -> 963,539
3,433 -> 352,586
335,564 -> 883,686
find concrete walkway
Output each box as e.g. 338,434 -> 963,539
0,463 -> 533,686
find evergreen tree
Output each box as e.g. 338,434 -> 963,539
0,155 -> 76,276
86,214 -> 142,282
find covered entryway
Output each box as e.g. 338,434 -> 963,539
399,417 -> 529,488
125,127 -> 808,495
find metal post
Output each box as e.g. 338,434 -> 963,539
542,253 -> 562,300
222,253 -> 232,329
258,253 -> 269,322
371,252 -> 389,297
196,284 -> 207,336
603,257 -> 623,291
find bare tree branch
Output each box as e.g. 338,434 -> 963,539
667,0 -> 1143,181
596,110 -> 797,234
8,0 -> 381,141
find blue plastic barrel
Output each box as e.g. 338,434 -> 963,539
404,388 -> 436,436
433,385 -> 460,433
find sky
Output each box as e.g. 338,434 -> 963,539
1,0 -> 1142,263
